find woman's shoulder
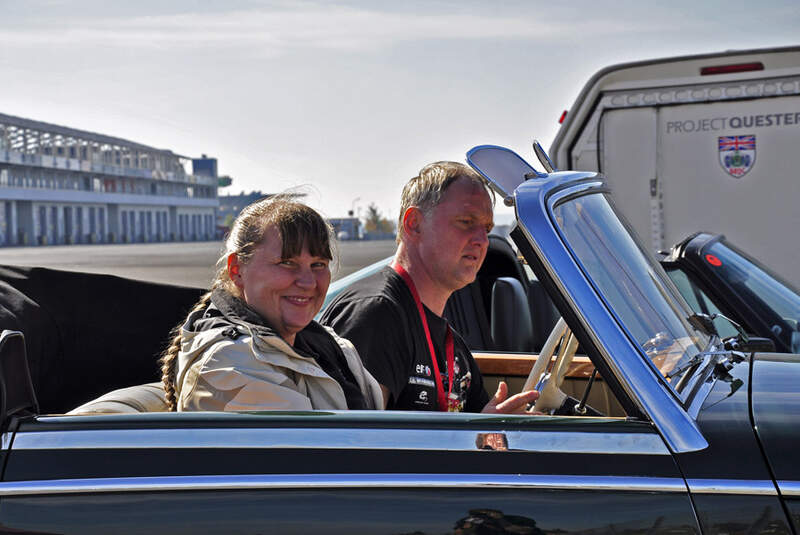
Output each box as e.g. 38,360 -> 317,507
180,324 -> 253,367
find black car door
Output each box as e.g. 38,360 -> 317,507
1,411 -> 700,534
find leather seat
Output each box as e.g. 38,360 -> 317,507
491,277 -> 534,352
67,382 -> 168,414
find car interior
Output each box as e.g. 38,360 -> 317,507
0,245 -> 628,422
444,235 -> 626,417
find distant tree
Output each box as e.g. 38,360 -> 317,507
363,203 -> 394,234
218,175 -> 233,187
222,214 -> 234,228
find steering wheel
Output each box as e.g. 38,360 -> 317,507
522,317 -> 566,392
520,317 -> 579,413
534,331 -> 578,413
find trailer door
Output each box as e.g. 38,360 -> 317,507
599,107 -> 659,249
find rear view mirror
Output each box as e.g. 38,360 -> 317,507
466,145 -> 545,206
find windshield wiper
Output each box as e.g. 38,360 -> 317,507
667,320 -> 722,388
666,353 -> 706,380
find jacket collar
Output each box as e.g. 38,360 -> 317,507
205,289 -> 333,353
207,288 -> 279,338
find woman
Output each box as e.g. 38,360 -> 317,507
160,197 -> 383,411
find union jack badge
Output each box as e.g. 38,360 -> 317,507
718,135 -> 756,178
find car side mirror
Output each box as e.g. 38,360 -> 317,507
0,330 -> 39,433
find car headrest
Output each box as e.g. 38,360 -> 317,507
491,277 -> 533,352
0,330 -> 39,425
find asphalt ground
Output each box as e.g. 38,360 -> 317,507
0,239 -> 397,288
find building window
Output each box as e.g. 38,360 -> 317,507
89,207 -> 96,235
38,206 -> 46,242
99,207 -> 106,241
76,206 -> 84,242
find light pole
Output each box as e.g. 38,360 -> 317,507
349,197 -> 360,217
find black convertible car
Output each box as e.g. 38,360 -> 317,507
0,145 -> 797,534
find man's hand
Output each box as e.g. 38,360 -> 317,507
481,381 -> 540,414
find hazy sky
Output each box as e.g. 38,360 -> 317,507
2,0 -> 797,223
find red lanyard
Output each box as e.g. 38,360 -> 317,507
391,261 -> 455,412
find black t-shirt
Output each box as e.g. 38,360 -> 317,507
320,267 -> 489,412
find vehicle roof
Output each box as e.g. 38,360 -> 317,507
550,45 -> 800,160
663,232 -> 720,263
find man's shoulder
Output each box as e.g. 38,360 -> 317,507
324,267 -> 409,312
320,267 -> 418,339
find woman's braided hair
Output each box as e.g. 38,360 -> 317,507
159,195 -> 334,411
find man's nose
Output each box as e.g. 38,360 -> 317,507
471,226 -> 489,246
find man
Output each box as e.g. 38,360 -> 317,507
321,161 -> 538,413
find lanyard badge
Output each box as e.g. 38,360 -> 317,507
391,262 -> 456,412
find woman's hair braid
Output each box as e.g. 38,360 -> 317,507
160,291 -> 213,411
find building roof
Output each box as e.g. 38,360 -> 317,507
0,112 -> 190,159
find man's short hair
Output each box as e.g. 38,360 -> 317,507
397,161 -> 493,242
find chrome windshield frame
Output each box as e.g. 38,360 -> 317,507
512,173 -> 708,453
545,184 -> 711,403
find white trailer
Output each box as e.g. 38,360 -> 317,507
550,46 -> 800,288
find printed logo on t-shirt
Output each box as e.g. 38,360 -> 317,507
408,376 -> 435,388
401,341 -> 475,411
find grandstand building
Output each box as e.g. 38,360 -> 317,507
0,112 -> 219,246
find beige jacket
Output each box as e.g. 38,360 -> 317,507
175,308 -> 383,412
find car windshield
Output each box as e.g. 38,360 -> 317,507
551,192 -> 709,381
705,240 -> 800,351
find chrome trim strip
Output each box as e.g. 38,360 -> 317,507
687,479 -> 777,496
0,473 -> 687,496
12,428 -> 670,455
778,480 -> 800,497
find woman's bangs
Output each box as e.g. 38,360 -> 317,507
279,215 -> 332,260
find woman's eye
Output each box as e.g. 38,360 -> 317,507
312,262 -> 329,270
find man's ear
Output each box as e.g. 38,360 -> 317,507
401,206 -> 424,242
227,254 -> 244,289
